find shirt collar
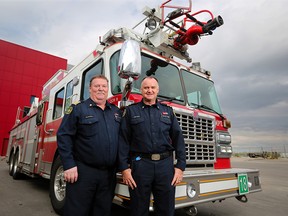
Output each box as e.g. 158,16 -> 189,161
140,99 -> 160,109
87,98 -> 111,109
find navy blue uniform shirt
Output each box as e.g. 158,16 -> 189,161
57,98 -> 121,170
118,100 -> 186,171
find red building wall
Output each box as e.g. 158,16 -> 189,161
0,39 -> 67,156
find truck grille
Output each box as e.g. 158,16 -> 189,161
175,112 -> 216,166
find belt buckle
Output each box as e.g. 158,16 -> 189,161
151,154 -> 161,161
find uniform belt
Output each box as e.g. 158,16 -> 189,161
131,151 -> 172,161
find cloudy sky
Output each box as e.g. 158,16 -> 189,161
1,0 -> 287,152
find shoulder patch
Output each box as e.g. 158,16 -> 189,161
73,100 -> 81,105
65,106 -> 73,114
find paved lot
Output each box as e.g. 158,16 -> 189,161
1,156 -> 287,216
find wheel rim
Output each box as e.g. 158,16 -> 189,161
54,166 -> 66,201
13,154 -> 19,174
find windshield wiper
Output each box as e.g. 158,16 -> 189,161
189,102 -> 199,108
158,94 -> 184,102
189,103 -> 224,120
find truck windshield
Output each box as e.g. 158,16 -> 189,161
110,52 -> 185,103
181,69 -> 222,114
110,51 -> 222,113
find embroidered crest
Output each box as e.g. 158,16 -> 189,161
65,106 -> 73,114
114,112 -> 121,121
161,111 -> 170,118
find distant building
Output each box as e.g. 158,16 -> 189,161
0,39 -> 67,156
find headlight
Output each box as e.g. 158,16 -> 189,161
220,146 -> 227,153
226,146 -> 233,153
217,144 -> 233,158
219,145 -> 233,153
216,132 -> 231,144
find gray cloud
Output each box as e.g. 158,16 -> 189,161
1,0 -> 287,151
185,0 -> 288,150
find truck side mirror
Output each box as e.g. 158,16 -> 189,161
118,39 -> 141,80
36,103 -> 44,126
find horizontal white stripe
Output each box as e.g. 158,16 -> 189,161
200,179 -> 238,194
115,183 -> 187,199
115,184 -> 129,197
44,136 -> 57,143
175,184 -> 187,197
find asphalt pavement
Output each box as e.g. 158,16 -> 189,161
1,156 -> 287,216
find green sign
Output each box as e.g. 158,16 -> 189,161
238,173 -> 249,195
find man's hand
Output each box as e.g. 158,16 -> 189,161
64,166 -> 78,183
171,168 -> 183,186
122,168 -> 137,189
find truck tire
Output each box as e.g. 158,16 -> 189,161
8,151 -> 14,176
12,151 -> 21,179
50,156 -> 65,215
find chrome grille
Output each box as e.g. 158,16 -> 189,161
175,112 -> 216,164
185,143 -> 215,161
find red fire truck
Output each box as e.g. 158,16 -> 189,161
6,1 -> 261,215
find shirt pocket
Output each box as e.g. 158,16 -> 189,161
160,116 -> 172,125
130,117 -> 145,133
130,116 -> 144,125
160,115 -> 172,133
79,116 -> 99,137
114,115 -> 121,123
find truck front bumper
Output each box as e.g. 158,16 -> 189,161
114,168 -> 261,210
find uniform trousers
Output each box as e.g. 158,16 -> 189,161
64,161 -> 116,216
129,156 -> 175,216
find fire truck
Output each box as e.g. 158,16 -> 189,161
6,0 -> 261,215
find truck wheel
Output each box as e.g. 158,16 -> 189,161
8,151 -> 14,176
50,156 -> 66,215
12,151 -> 21,179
